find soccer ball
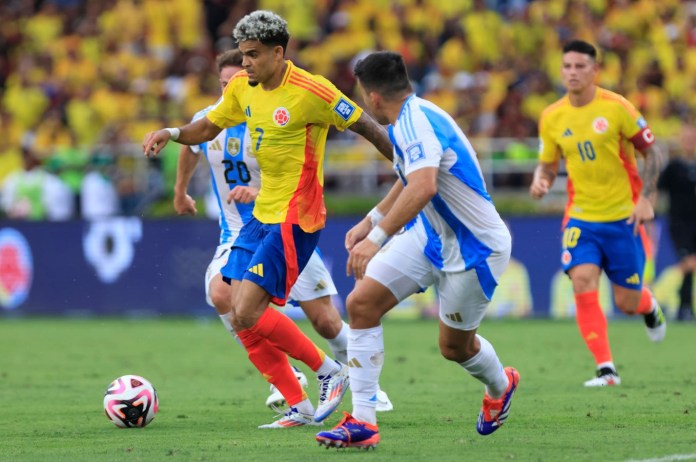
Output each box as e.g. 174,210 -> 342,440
103,374 -> 159,428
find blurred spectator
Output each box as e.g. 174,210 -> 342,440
81,154 -> 120,220
1,150 -> 74,220
657,121 -> 696,321
1,0 -> 696,216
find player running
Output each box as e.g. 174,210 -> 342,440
316,51 -> 519,449
530,39 -> 666,387
174,49 -> 393,422
143,10 -> 394,428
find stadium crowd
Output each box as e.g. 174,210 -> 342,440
0,0 -> 694,219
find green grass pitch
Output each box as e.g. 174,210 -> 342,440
1,317 -> 695,461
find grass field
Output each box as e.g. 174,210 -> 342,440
1,317 -> 695,461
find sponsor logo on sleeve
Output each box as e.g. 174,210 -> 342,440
334,97 -> 356,121
637,117 -> 647,129
406,142 -> 425,163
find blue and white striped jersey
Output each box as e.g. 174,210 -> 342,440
191,106 -> 259,244
389,95 -> 511,274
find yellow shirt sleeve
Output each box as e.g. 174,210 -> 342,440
538,111 -> 560,163
302,74 -> 363,131
206,76 -> 246,129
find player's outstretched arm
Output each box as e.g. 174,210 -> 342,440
348,112 -> 394,161
173,145 -> 200,216
143,117 -> 223,157
529,161 -> 558,199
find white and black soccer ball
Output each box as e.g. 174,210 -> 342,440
103,374 -> 159,428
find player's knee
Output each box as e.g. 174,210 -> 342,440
309,312 -> 340,339
210,289 -> 232,314
614,296 -> 638,314
346,290 -> 380,325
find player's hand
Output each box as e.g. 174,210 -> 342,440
346,238 -> 380,280
345,218 -> 372,251
627,195 -> 654,235
227,186 -> 258,204
143,130 -> 171,158
173,193 -> 197,216
529,177 -> 550,199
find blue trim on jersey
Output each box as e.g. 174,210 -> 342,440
475,262 -> 497,301
207,163 -> 232,242
397,95 -> 417,143
418,212 -> 444,269
404,103 -> 417,143
419,105 -> 492,202
431,193 -> 493,270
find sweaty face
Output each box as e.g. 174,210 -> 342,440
561,51 -> 598,95
238,40 -> 282,87
219,65 -> 242,93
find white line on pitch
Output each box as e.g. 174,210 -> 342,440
627,454 -> 696,462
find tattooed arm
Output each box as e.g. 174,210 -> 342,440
628,143 -> 664,234
639,143 -> 664,198
349,112 -> 394,161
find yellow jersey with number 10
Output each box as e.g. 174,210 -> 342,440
538,87 -> 655,223
207,60 -> 362,232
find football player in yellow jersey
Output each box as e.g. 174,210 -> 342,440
143,11 -> 393,427
530,40 -> 666,387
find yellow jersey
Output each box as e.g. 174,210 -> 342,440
538,87 -> 654,222
207,61 -> 362,232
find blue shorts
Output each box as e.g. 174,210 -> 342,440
220,218 -> 320,306
561,218 -> 646,289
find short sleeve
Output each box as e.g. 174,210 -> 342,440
538,113 -> 560,163
206,78 -> 246,129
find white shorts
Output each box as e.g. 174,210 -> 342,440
204,244 -> 337,307
365,228 -> 510,331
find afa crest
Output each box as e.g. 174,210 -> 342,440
226,137 -> 240,155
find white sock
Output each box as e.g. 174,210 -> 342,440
316,356 -> 340,377
348,325 -> 383,425
460,335 -> 508,399
326,321 -> 349,365
294,398 -> 314,416
597,361 -> 616,373
218,314 -> 242,346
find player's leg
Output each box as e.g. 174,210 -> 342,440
605,223 -> 665,342
291,251 -> 347,363
563,219 -> 618,386
206,245 -> 309,416
295,251 -> 393,412
205,245 -> 238,339
315,277 -> 398,449
672,223 -> 695,321
215,222 -> 316,426
228,222 -> 345,421
435,251 -> 518,436
677,253 -> 696,320
316,229 -> 427,448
